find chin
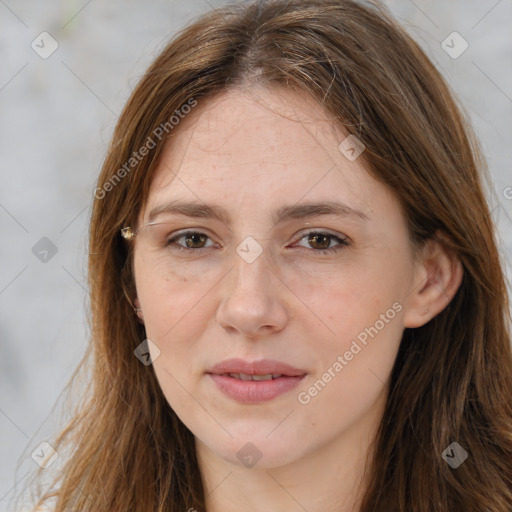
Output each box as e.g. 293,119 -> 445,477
203,432 -> 305,469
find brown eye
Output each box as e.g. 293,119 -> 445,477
308,233 -> 331,250
294,231 -> 350,254
166,231 -> 217,252
183,233 -> 208,249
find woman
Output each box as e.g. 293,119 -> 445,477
26,0 -> 512,510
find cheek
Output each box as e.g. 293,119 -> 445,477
295,304 -> 403,440
134,257 -> 210,339
297,259 -> 404,336
294,258 -> 406,404
136,270 -> 212,422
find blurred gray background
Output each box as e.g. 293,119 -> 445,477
1,0 -> 511,509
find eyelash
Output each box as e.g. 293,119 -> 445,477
165,230 -> 350,255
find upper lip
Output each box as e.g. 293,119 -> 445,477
207,358 -> 307,377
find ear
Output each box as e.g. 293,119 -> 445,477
134,297 -> 145,324
403,232 -> 463,328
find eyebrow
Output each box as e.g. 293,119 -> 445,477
147,200 -> 369,225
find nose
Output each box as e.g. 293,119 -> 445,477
215,249 -> 289,340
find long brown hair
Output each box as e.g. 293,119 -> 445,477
25,0 -> 512,510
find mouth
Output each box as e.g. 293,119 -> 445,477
207,357 -> 306,377
217,372 -> 285,381
206,358 -> 307,404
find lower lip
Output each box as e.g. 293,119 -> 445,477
208,374 -> 305,404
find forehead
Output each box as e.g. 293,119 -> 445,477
142,86 -> 392,225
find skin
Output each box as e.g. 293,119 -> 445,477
132,86 -> 463,512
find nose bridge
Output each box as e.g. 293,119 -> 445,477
226,205 -> 275,285
216,238 -> 288,337
229,237 -> 274,297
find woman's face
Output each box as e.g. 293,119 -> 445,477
132,86 -> 422,469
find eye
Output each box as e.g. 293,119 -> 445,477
292,230 -> 350,255
166,231 -> 218,251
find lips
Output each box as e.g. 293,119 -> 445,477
206,358 -> 307,404
207,358 -> 306,378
